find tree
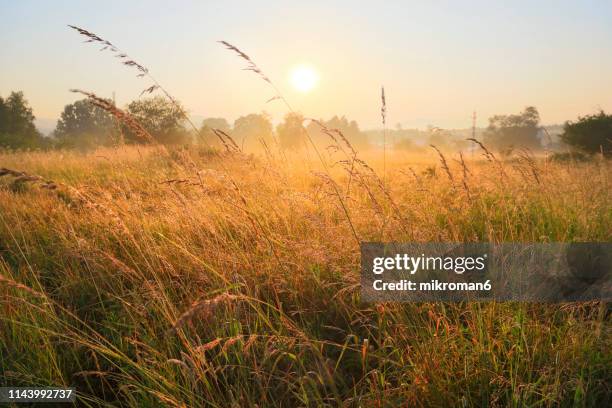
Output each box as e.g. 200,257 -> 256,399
427,126 -> 451,149
199,117 -> 231,148
232,113 -> 273,151
560,111 -> 612,156
201,118 -> 230,133
306,115 -> 368,150
125,96 -> 188,144
0,91 -> 45,149
277,113 -> 307,150
54,98 -> 118,149
483,106 -> 541,152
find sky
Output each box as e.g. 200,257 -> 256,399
1,0 -> 611,131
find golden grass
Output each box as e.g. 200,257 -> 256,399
0,144 -> 610,406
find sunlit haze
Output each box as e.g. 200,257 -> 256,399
1,0 -> 611,130
290,65 -> 318,93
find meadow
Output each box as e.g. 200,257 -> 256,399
0,143 -> 610,406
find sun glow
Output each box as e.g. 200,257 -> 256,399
290,65 -> 318,93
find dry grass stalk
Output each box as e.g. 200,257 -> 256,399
195,338 -> 222,352
220,335 -> 243,352
172,293 -> 245,331
516,148 -> 541,184
218,41 -> 272,85
380,87 -> 387,126
0,274 -> 48,300
166,359 -> 190,371
467,137 -> 496,162
467,138 -> 508,180
70,89 -> 155,143
68,25 -> 148,76
103,253 -> 142,279
430,145 -> 455,186
0,168 -> 57,190
381,86 -> 387,186
212,128 -> 241,153
408,167 -> 424,187
457,152 -> 472,199
72,370 -> 109,378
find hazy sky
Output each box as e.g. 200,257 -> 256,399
1,0 -> 611,130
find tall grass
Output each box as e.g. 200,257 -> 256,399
0,145 -> 610,406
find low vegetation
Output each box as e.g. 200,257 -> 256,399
0,143 -> 610,406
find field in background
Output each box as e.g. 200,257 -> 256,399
0,144 -> 610,406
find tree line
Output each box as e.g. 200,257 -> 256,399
0,91 -> 370,152
1,91 -> 610,156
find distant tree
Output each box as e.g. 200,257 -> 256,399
199,117 -> 231,147
201,118 -> 230,133
427,126 -> 451,149
483,106 -> 541,152
306,115 -> 369,150
277,113 -> 307,150
125,96 -> 188,144
325,115 -> 368,149
560,111 -> 612,156
233,113 -> 273,151
54,98 -> 118,149
0,91 -> 45,149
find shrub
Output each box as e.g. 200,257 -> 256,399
560,111 -> 612,156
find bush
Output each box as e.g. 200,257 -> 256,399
560,111 -> 612,156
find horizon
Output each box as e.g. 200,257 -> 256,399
31,114 -> 569,137
2,1 -> 612,132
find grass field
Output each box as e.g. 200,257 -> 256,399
0,144 -> 610,406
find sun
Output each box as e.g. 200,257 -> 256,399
290,65 -> 318,93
